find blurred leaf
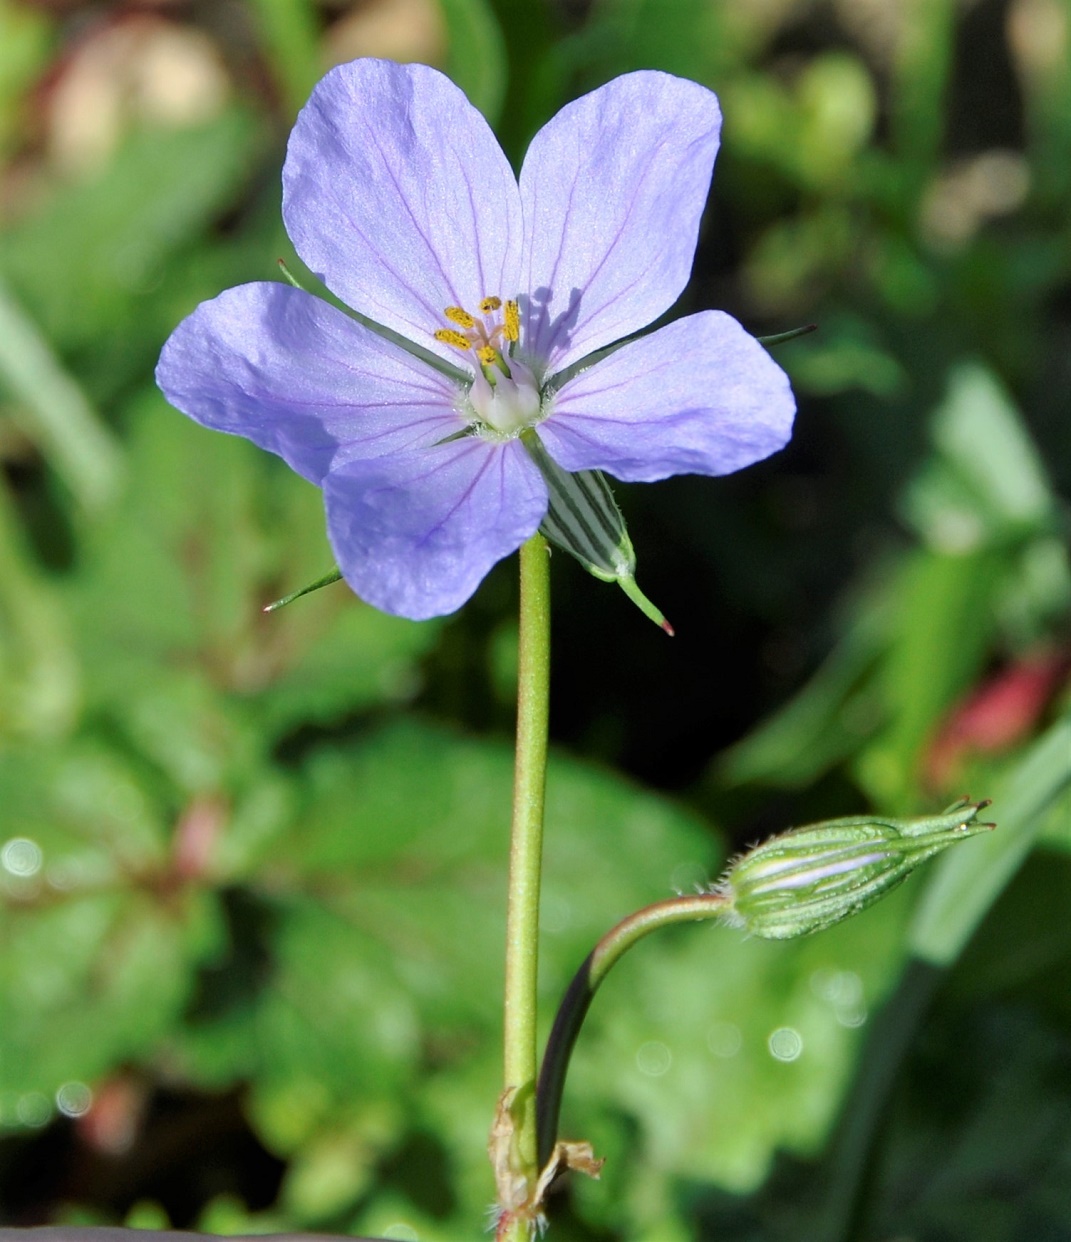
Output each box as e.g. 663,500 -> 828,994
253,601 -> 436,738
352,1193 -> 458,1242
440,0 -> 507,123
0,109 -> 267,393
909,707 -> 1071,966
890,0 -> 956,179
252,898 -> 423,1101
0,742 -> 214,1105
684,991 -> 1071,1242
583,0 -> 723,84
949,846 -> 1071,1014
868,1002 -> 1071,1242
247,0 -> 321,119
0,0 -> 50,159
794,55 -> 877,188
0,482 -> 80,740
263,720 -> 719,1034
63,391 -> 270,707
1036,784 -> 1071,853
733,360 -> 1066,810
743,207 -> 857,315
856,544 -> 1003,808
904,363 -> 1057,547
0,276 -> 122,510
786,315 -> 907,399
726,54 -> 876,194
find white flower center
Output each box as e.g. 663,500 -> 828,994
433,296 -> 543,438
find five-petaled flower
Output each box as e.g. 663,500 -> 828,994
157,59 -> 795,621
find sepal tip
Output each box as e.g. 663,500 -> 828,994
264,566 -> 343,612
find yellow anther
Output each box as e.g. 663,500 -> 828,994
480,296 -> 502,313
444,306 -> 477,328
504,300 -> 520,343
476,344 -> 498,366
434,328 -> 472,351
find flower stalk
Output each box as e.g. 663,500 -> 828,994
536,891 -> 728,1168
495,533 -> 552,1236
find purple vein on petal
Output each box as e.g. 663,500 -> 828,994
414,441 -> 498,549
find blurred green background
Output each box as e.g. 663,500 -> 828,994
1,0 -> 1069,1239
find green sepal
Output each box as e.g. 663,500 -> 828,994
277,258 -> 310,291
263,566 -> 343,613
756,323 -> 818,347
521,431 -> 673,634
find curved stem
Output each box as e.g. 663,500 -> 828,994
502,533 -> 552,1187
536,891 -> 728,1166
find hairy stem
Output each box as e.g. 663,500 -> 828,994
500,533 -> 552,1217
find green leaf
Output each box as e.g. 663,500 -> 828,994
0,109 -> 266,394
855,544 -> 1003,808
0,273 -> 122,511
904,363 -> 1058,546
0,483 -> 80,741
909,708 -> 1071,967
264,719 -> 718,1033
246,0 -> 321,118
440,0 -> 507,123
0,742 -> 212,1107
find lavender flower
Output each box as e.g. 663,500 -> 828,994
156,59 -> 795,621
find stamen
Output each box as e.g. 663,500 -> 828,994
444,306 -> 477,328
434,328 -> 472,350
476,345 -> 497,366
480,296 -> 502,312
504,300 -> 520,343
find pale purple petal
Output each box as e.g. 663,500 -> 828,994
324,438 -> 548,620
518,71 -> 721,375
541,311 -> 795,482
155,283 -> 462,484
283,59 -> 523,363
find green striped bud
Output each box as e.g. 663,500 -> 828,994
522,431 -> 673,634
717,798 -> 993,940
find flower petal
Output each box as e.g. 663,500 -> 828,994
519,71 -> 721,374
283,59 -> 523,361
324,438 -> 548,620
156,283 -> 462,484
540,311 -> 795,482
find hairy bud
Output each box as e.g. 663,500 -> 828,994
717,798 -> 993,940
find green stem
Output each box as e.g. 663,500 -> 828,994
536,891 -> 728,1166
501,533 -> 552,1194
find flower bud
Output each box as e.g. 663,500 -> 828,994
717,798 -> 993,940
